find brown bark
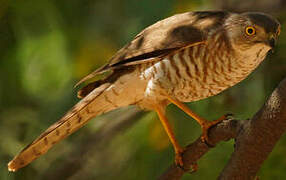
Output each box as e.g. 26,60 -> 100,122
219,78 -> 286,179
159,118 -> 244,180
159,77 -> 286,180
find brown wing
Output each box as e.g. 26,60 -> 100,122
75,11 -> 229,87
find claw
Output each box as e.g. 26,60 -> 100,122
175,150 -> 199,173
200,120 -> 220,144
200,114 -> 231,145
175,148 -> 184,167
189,163 -> 198,173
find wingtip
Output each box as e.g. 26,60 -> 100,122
74,65 -> 109,89
73,74 -> 93,89
73,81 -> 82,89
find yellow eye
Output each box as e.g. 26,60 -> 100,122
245,26 -> 256,36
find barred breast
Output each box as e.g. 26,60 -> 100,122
138,31 -> 270,104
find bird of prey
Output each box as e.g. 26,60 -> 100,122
8,11 -> 281,172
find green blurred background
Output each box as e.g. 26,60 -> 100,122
1,0 -> 286,179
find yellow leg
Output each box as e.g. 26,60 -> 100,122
166,96 -> 225,143
155,105 -> 184,166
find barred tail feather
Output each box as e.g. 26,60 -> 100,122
8,83 -> 115,172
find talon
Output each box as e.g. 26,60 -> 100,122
175,149 -> 184,167
175,151 -> 199,173
189,163 -> 198,173
201,125 -> 209,143
200,115 -> 227,145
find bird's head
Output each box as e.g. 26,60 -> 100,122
224,12 -> 281,52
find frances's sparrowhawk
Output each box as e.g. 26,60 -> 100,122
8,11 -> 281,171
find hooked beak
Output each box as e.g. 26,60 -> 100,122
268,37 -> 276,49
267,34 -> 277,49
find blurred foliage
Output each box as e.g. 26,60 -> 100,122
1,0 -> 286,179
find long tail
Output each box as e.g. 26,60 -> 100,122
8,81 -> 124,171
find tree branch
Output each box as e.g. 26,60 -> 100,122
159,77 -> 286,180
158,118 -> 244,180
219,78 -> 286,179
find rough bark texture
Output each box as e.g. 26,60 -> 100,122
159,78 -> 286,180
159,119 -> 244,180
219,78 -> 286,179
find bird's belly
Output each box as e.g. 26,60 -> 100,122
172,63 -> 256,102
173,78 -> 231,102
